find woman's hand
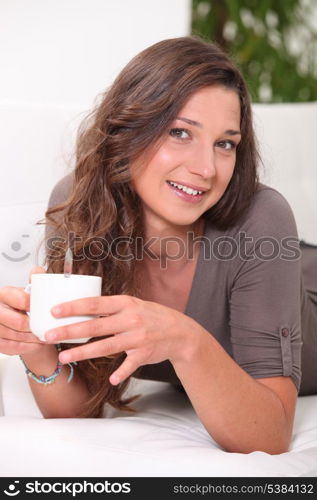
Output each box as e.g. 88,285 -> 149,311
44,295 -> 202,385
0,266 -> 48,356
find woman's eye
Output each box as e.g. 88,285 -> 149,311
169,128 -> 191,140
217,140 -> 237,151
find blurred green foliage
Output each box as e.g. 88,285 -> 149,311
192,0 -> 317,102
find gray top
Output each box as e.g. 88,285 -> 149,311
47,174 -> 304,392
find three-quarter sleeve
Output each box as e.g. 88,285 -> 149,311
228,187 -> 302,391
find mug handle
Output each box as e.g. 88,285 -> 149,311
24,284 -> 31,317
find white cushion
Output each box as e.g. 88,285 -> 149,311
0,102 -> 81,287
0,356 -> 317,476
253,102 -> 317,244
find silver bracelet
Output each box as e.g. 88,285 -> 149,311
19,344 -> 77,385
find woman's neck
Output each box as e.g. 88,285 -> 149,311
141,217 -> 205,273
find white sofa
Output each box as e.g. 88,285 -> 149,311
0,102 -> 317,477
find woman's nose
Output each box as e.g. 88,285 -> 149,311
187,144 -> 216,179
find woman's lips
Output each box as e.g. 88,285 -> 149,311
166,181 -> 205,203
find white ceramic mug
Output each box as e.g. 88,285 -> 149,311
26,273 -> 102,343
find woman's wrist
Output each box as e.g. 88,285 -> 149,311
170,318 -> 205,366
20,344 -> 76,385
20,343 -> 60,374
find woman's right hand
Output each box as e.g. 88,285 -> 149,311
0,266 -> 49,356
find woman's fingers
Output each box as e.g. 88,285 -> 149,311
58,335 -> 142,385
0,266 -> 45,314
0,337 -> 45,356
50,294 -> 134,318
0,286 -> 30,312
58,331 -> 141,364
44,310 -> 134,342
0,267 -> 44,327
0,268 -> 47,355
0,302 -> 30,332
0,323 -> 44,344
109,351 -> 140,385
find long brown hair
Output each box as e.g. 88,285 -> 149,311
44,36 -> 260,417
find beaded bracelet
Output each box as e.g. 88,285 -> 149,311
19,344 -> 77,385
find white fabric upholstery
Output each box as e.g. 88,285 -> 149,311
0,355 -> 317,477
0,102 -> 82,288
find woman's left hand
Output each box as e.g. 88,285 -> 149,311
44,295 -> 201,385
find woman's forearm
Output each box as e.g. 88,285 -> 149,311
172,328 -> 291,454
20,345 -> 91,418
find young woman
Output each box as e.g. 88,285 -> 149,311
0,36 -> 316,455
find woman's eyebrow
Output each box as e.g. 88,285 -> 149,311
224,129 -> 241,136
176,117 -> 241,135
177,116 -> 203,128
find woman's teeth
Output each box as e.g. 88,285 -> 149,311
167,181 -> 203,196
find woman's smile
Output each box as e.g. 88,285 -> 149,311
165,180 -> 207,204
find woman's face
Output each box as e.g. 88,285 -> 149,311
130,85 -> 241,230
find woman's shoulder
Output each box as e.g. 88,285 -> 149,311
47,171 -> 75,208
250,182 -> 293,212
203,183 -> 299,240
235,182 -> 298,237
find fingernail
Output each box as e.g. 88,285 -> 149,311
51,306 -> 62,316
110,374 -> 120,385
59,353 -> 70,364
